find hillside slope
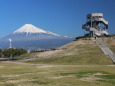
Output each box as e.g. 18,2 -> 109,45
21,37 -> 115,65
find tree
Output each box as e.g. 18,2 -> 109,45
2,48 -> 27,58
0,49 -> 2,57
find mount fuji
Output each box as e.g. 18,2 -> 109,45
0,24 -> 74,51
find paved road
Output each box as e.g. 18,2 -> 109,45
101,47 -> 113,55
96,38 -> 115,63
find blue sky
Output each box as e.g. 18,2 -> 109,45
0,0 -> 115,37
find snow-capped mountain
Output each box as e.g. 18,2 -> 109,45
13,24 -> 47,34
0,24 -> 74,51
13,24 -> 60,36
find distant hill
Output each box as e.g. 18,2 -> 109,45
20,37 -> 115,65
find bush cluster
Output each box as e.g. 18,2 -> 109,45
0,48 -> 27,57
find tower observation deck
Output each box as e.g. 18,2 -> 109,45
82,13 -> 109,37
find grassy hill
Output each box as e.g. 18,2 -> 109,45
107,38 -> 115,53
19,37 -> 115,65
1,37 -> 115,86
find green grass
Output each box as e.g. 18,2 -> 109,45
20,38 -> 113,65
107,38 -> 115,54
4,38 -> 112,65
30,81 -> 49,85
97,80 -> 115,85
59,71 -> 108,76
0,37 -> 115,86
26,47 -> 112,65
15,52 -> 38,59
2,83 -> 17,86
0,62 -> 115,86
109,46 -> 115,54
97,74 -> 115,79
59,71 -> 109,79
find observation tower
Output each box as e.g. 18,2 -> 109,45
82,13 -> 109,37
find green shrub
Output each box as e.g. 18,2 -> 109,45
2,48 -> 27,57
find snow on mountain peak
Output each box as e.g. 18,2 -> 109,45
13,24 -> 61,36
13,24 -> 47,34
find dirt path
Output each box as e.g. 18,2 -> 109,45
1,61 -> 115,67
